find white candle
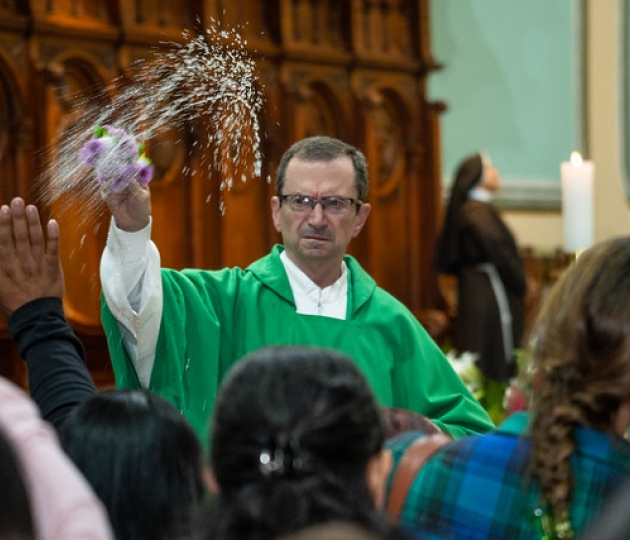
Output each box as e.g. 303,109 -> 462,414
560,151 -> 594,252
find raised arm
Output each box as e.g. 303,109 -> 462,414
0,198 -> 63,312
0,198 -> 97,428
100,181 -> 163,388
102,180 -> 152,232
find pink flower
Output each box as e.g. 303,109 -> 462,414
503,385 -> 529,417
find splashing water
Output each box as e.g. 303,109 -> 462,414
36,19 -> 264,222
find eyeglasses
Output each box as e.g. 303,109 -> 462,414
280,194 -> 364,215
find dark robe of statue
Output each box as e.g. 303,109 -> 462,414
434,154 -> 526,382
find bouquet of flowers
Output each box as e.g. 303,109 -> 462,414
503,348 -> 535,417
78,125 -> 154,192
445,349 -> 484,402
446,347 -> 534,425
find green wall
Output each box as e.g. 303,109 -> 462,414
429,0 -> 583,207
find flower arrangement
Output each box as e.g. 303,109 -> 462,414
446,346 -> 535,425
445,347 -> 530,425
78,125 -> 154,192
503,348 -> 534,417
445,350 -> 484,402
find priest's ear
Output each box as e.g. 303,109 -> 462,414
352,202 -> 371,238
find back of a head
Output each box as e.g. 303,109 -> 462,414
452,154 -> 484,197
434,153 -> 483,273
59,389 -> 203,540
532,236 -> 630,429
530,237 -> 630,533
0,427 -> 34,540
207,346 -> 390,540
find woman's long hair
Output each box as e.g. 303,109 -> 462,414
530,237 -> 630,534
200,346 -> 398,540
60,389 -> 204,540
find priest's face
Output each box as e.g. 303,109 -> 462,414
271,156 -> 371,283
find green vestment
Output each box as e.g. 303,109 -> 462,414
101,245 -> 493,442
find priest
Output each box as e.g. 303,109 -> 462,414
100,136 -> 494,442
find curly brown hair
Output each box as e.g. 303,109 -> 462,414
529,237 -> 630,536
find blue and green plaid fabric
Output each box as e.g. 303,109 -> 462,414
386,412 -> 630,539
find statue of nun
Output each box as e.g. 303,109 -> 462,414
434,153 -> 526,384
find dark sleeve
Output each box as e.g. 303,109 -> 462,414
8,297 -> 97,430
462,203 -> 527,296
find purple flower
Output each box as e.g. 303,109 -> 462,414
95,154 -> 121,185
78,137 -> 112,166
117,136 -> 139,160
108,162 -> 139,192
136,159 -> 154,187
79,125 -> 153,190
102,125 -> 126,138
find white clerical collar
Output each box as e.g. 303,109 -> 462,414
280,250 -> 348,319
468,187 -> 493,202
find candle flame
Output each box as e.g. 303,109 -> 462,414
571,151 -> 583,166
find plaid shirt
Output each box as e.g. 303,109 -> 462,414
386,413 -> 630,539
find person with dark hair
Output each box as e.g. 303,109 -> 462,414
434,153 -> 526,387
100,136 -> 494,443
388,237 -> 630,539
0,197 -> 203,540
60,390 -> 204,540
195,345 -> 405,540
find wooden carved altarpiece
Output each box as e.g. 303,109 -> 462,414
0,0 -> 444,389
